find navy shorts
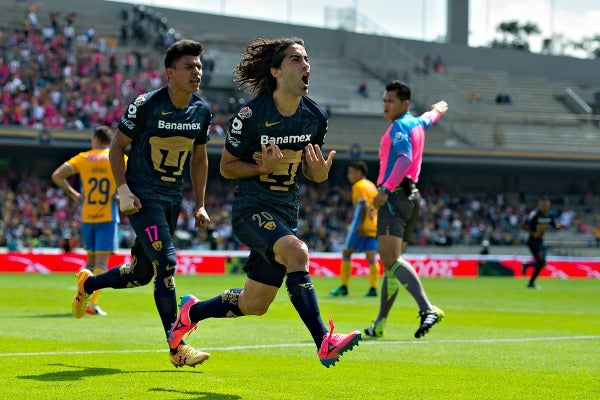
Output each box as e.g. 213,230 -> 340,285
527,237 -> 547,265
232,206 -> 297,287
127,199 -> 179,268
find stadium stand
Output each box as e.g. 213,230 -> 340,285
0,0 -> 599,256
1,173 -> 598,256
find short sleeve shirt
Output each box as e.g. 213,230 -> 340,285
526,210 -> 557,240
117,87 -> 211,204
352,178 -> 378,237
225,93 -> 328,222
66,148 -> 125,223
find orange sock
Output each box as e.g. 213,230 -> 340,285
340,260 -> 351,286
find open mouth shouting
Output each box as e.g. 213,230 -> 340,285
302,72 -> 310,90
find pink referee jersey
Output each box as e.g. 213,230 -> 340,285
377,109 -> 442,191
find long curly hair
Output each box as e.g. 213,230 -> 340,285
234,37 -> 305,96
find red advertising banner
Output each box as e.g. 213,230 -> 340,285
307,255 -> 479,277
0,251 -> 227,274
0,250 -> 598,279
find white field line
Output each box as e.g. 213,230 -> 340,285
1,335 -> 598,357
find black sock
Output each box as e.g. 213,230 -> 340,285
529,265 -> 544,285
85,263 -> 153,293
286,271 -> 327,348
189,288 -> 244,322
155,291 -> 178,339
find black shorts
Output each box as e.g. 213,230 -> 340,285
376,190 -> 418,242
232,206 -> 296,287
128,199 -> 179,263
527,237 -> 547,265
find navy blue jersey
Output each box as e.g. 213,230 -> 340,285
225,93 -> 328,222
118,87 -> 211,204
526,209 -> 558,240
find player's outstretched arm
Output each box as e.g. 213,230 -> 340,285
432,101 -> 448,114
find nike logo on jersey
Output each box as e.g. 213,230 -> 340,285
161,110 -> 174,115
265,121 -> 282,128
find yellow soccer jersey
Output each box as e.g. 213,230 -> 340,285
66,149 -> 126,223
351,178 -> 378,237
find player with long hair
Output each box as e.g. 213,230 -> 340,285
168,37 -> 362,368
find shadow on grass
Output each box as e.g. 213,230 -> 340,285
149,387 -> 241,399
16,313 -> 73,318
17,365 -> 239,399
17,363 -> 203,382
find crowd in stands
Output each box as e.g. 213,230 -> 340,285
1,6 -> 160,130
1,171 -> 598,254
1,4 -> 599,255
495,91 -> 512,105
0,3 -> 228,133
415,54 -> 445,75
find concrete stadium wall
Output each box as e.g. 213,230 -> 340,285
36,0 -> 600,87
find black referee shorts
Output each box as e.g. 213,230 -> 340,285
376,190 -> 419,242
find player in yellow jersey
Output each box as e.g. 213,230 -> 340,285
52,125 -> 126,316
331,160 -> 380,297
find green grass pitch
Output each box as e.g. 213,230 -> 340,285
0,273 -> 598,399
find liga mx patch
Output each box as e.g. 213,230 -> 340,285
152,240 -> 163,251
134,95 -> 146,106
237,106 -> 252,119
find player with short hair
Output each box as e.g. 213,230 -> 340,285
168,37 -> 361,368
70,39 -> 212,368
330,160 -> 380,297
52,125 -> 124,316
364,80 -> 447,339
522,195 -> 563,289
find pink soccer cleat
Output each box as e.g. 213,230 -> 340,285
318,316 -> 362,367
168,294 -> 199,349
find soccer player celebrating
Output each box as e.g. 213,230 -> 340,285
168,37 -> 362,368
70,39 -> 212,368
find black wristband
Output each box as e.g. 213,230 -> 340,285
378,186 -> 391,195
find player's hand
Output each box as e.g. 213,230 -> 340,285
408,187 -> 421,201
432,101 -> 448,114
117,183 -> 142,215
259,140 -> 283,174
194,206 -> 210,229
303,144 -> 336,182
372,191 -> 387,209
68,192 -> 83,203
